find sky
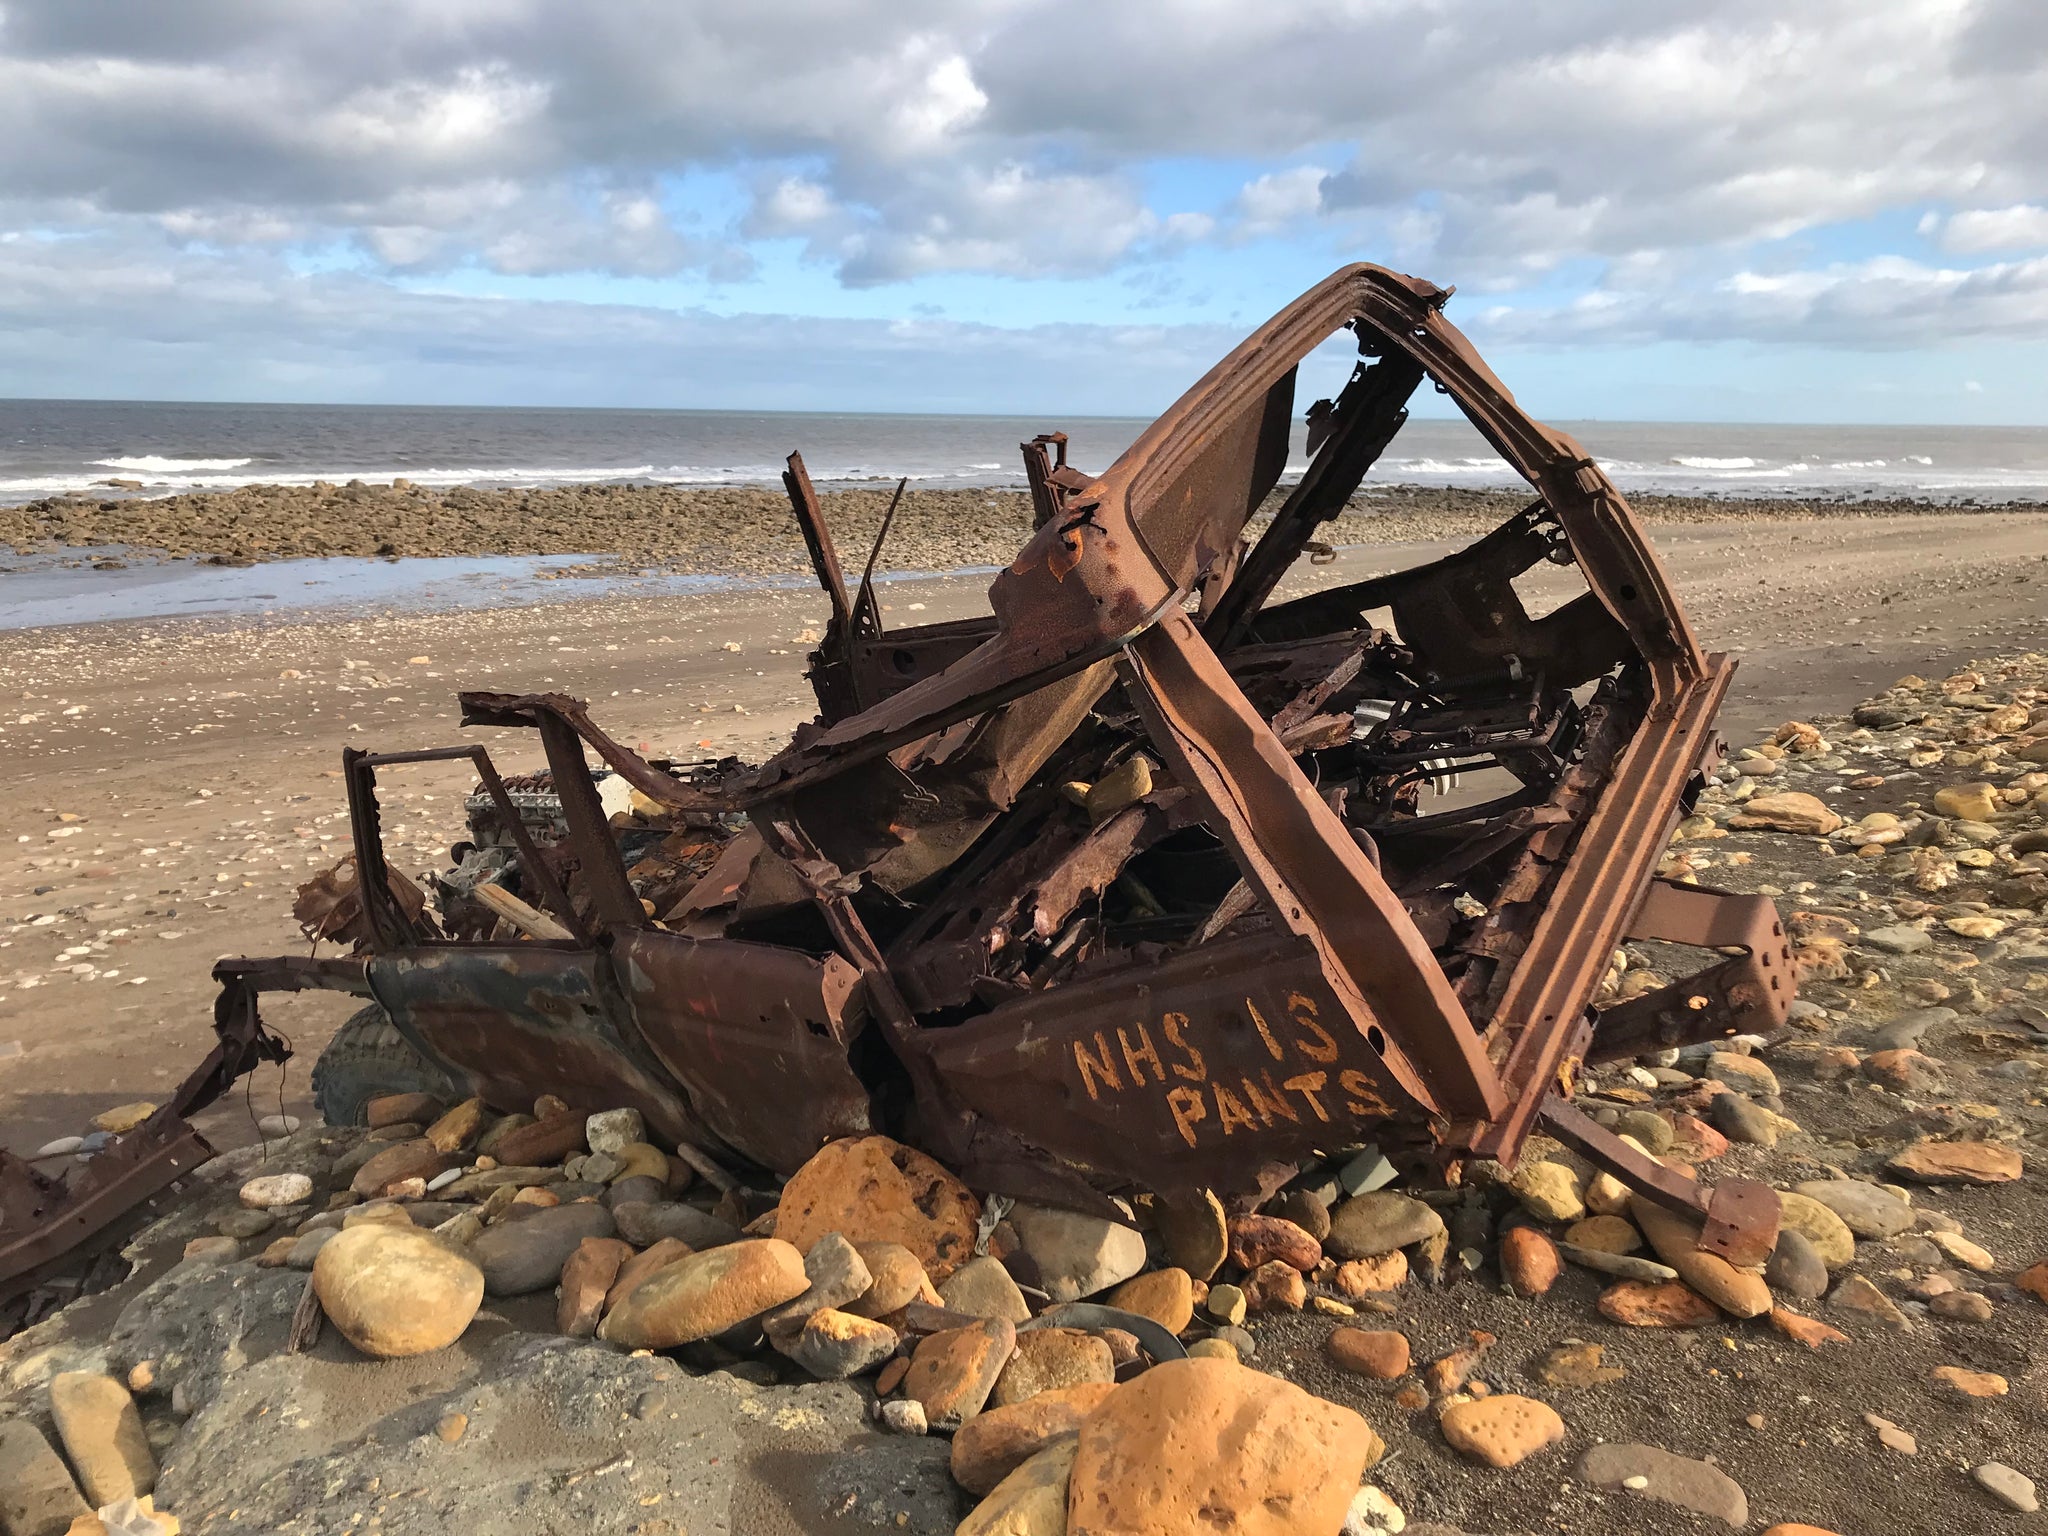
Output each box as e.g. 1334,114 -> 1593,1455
1,0 -> 2046,422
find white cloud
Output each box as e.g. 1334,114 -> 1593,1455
0,223 -> 1243,411
1232,167 -> 1329,238
0,0 -> 2045,354
1938,204 -> 2048,252
1470,252 -> 2048,347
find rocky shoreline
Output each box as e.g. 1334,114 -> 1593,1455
4,480 -> 2040,576
2,654 -> 2046,1534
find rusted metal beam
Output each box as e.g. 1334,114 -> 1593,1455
1123,610 -> 1506,1122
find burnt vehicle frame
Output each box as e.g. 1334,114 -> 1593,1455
3,263 -> 1794,1298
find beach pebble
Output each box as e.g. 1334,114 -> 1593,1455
938,1254 -> 1033,1324
1439,1395 -> 1566,1468
468,1201 -> 617,1296
1974,1462 -> 2039,1512
991,1328 -> 1114,1407
1775,1194 -> 1855,1268
1327,1328 -> 1411,1380
1579,1442 -> 1747,1527
239,1172 -> 313,1209
878,1399 -> 928,1436
1105,1267 -> 1195,1332
786,1308 -> 900,1381
1499,1226 -> 1561,1297
1151,1188 -> 1230,1280
599,1239 -> 809,1348
902,1318 -> 1016,1431
1327,1192 -> 1444,1259
584,1107 -> 645,1155
1508,1161 -> 1584,1222
1764,1229 -> 1830,1300
49,1371 -> 156,1506
0,1418 -> 90,1535
1598,1280 -> 1717,1327
256,1114 -> 302,1137
1008,1201 -> 1147,1302
1791,1179 -> 1913,1237
35,1136 -> 85,1158
951,1382 -> 1116,1495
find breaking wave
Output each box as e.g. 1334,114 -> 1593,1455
94,455 -> 254,473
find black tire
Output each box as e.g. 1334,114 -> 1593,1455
311,1004 -> 461,1126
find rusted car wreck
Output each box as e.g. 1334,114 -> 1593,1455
3,264 -> 1795,1298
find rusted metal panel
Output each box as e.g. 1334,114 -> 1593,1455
367,946 -> 703,1151
1,1118 -> 214,1304
909,931 -> 1429,1199
611,930 -> 875,1175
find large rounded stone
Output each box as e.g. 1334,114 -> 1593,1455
611,1200 -> 740,1250
1067,1358 -> 1382,1535
1325,1193 -> 1444,1260
1105,1268 -> 1194,1333
1151,1189 -> 1229,1281
1008,1203 -> 1146,1303
847,1241 -> 934,1317
603,1236 -> 692,1314
1764,1229 -> 1829,1301
313,1224 -> 484,1358
1631,1199 -> 1771,1318
940,1255 -> 1032,1324
952,1382 -> 1117,1494
1791,1179 -> 1913,1238
49,1372 -> 155,1506
469,1201 -> 617,1296
0,1419 -> 89,1536
1509,1161 -> 1585,1223
959,1437 -> 1076,1536
598,1238 -> 809,1348
1776,1193 -> 1855,1269
904,1318 -> 1017,1430
775,1136 -> 981,1280
348,1139 -> 461,1198
992,1328 -> 1115,1407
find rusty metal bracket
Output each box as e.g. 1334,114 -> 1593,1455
1538,1097 -> 1780,1265
1586,879 -> 1796,1064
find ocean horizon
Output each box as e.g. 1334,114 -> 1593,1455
5,397 -> 2048,507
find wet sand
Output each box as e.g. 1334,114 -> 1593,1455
0,506 -> 2043,1158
